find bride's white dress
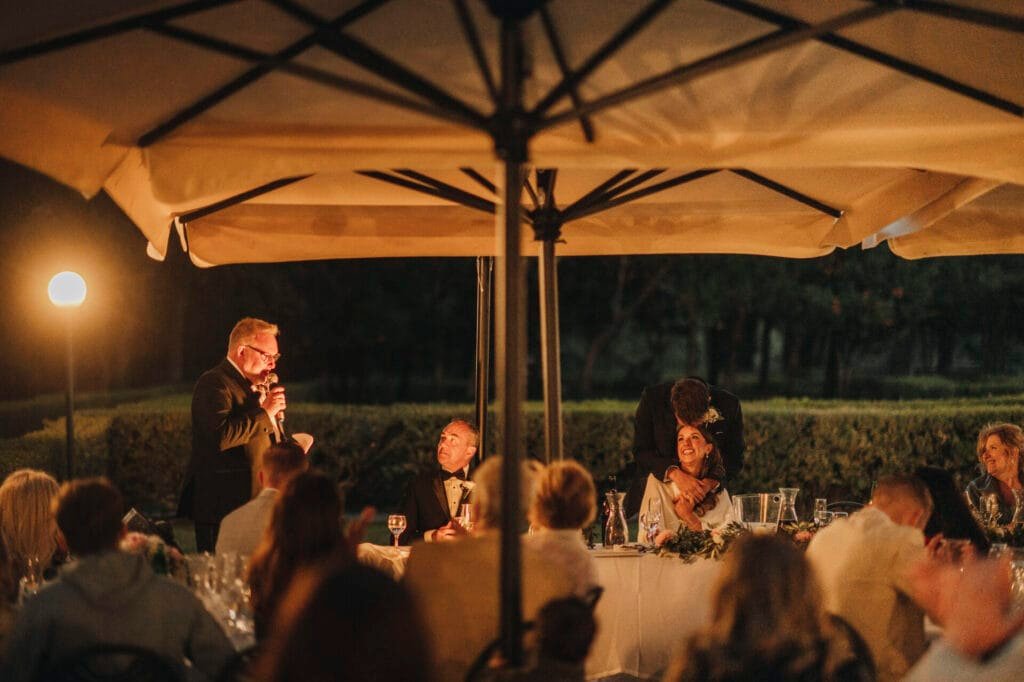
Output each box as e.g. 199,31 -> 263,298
637,474 -> 735,542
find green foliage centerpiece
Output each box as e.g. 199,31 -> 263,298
656,522 -> 745,563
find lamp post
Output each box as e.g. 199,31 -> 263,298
48,271 -> 86,480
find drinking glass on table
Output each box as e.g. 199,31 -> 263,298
813,498 -> 828,526
387,514 -> 407,548
17,556 -> 42,605
639,497 -> 663,545
457,503 -> 475,533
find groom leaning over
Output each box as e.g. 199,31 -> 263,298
399,419 -> 478,544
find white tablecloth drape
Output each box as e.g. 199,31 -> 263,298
356,543 -> 410,580
587,553 -> 721,680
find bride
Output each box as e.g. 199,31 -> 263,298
639,423 -> 735,541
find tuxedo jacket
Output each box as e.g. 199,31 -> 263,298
398,469 -> 471,545
626,380 -> 745,518
178,359 -> 276,525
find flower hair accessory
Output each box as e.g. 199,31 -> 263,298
699,406 -> 723,426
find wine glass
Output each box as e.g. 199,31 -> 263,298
387,514 -> 407,548
457,503 -> 474,533
641,498 -> 663,545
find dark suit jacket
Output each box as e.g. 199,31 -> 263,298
625,380 -> 745,518
178,359 -> 276,525
398,469 -> 472,545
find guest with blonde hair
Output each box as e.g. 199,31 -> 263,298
526,460 -> 599,597
966,422 -> 1023,526
403,457 -> 577,682
667,533 -> 871,682
0,469 -> 62,583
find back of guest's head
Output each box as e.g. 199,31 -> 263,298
536,597 -> 596,664
669,534 -> 829,681
247,471 -> 346,638
262,441 -> 308,488
915,466 -> 989,551
708,534 -> 827,650
0,469 -> 60,573
0,531 -> 16,605
254,561 -> 433,682
529,460 -> 597,530
472,456 -> 542,530
871,474 -> 933,527
670,377 -> 711,424
54,478 -> 124,556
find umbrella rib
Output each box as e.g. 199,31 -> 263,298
523,175 -> 540,210
868,0 -> 1024,32
453,0 -> 499,107
148,24 -> 459,124
712,0 -> 1023,117
0,0 -> 241,66
563,170 -> 638,217
538,6 -> 595,143
530,0 -> 676,118
536,169 -> 558,211
176,174 -> 312,223
392,169 -> 498,212
566,169 -> 720,221
137,1 -> 394,147
460,168 -> 498,195
538,4 -> 893,132
582,169 -> 669,211
730,169 -> 843,218
270,1 -> 488,129
356,170 -> 496,214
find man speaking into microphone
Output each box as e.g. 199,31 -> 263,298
178,317 -> 286,552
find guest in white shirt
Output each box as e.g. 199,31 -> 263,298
216,440 -> 308,558
806,474 -> 935,682
526,460 -> 599,598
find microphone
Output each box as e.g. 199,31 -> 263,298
265,372 -> 284,425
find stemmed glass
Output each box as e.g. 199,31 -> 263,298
387,514 -> 407,548
17,556 -> 42,605
457,503 -> 474,533
639,498 -> 663,545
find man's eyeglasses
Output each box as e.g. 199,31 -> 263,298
244,344 -> 280,363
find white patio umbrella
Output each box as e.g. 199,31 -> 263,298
2,0 -> 1023,660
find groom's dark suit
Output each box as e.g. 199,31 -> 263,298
398,469 -> 471,545
179,359 -> 276,550
625,380 -> 744,518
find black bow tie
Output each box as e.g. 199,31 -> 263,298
440,469 -> 466,481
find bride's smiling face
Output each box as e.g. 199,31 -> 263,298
676,425 -> 712,474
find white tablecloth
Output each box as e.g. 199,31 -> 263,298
587,552 -> 721,680
356,543 -> 410,580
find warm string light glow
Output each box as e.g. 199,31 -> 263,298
47,271 -> 87,307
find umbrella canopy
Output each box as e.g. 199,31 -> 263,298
2,1 -> 1022,262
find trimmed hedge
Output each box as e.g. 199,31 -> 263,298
1,397 -> 1022,517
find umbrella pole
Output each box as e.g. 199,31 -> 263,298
474,255 -> 493,461
538,234 -> 563,463
495,14 -> 527,668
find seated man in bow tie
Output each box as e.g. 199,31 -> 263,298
398,419 -> 478,544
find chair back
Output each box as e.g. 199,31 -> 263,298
40,644 -> 183,682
